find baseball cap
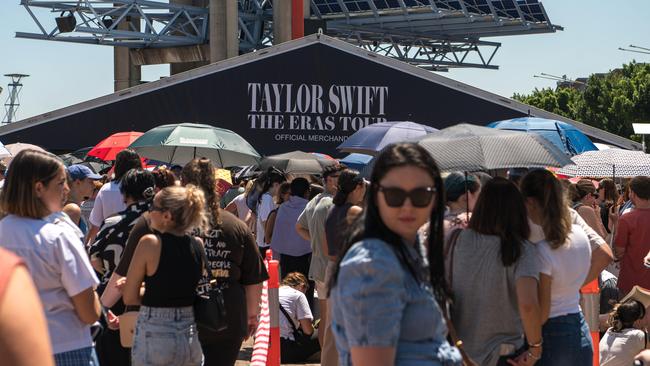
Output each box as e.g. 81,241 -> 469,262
444,171 -> 478,202
68,164 -> 102,181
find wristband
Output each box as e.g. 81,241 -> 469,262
528,340 -> 543,348
527,351 -> 541,361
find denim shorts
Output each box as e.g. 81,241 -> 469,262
537,312 -> 593,366
54,347 -> 99,366
131,306 -> 203,366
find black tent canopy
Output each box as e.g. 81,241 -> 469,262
0,35 -> 639,155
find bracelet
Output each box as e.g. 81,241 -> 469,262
528,340 -> 543,348
527,351 -> 541,361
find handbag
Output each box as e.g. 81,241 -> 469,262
192,238 -> 228,333
443,229 -> 479,366
279,303 -> 312,346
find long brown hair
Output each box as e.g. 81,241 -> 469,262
0,149 -> 64,219
520,169 -> 571,249
181,158 -> 220,227
468,177 -> 530,266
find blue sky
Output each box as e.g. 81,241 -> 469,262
0,0 -> 649,120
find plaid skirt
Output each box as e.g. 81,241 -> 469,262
54,347 -> 99,366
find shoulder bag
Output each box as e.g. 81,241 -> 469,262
279,302 -> 312,346
192,238 -> 228,333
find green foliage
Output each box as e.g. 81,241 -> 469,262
513,62 -> 650,141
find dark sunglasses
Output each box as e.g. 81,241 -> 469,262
148,204 -> 166,213
377,186 -> 437,207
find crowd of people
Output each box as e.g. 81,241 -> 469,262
2,142 -> 650,366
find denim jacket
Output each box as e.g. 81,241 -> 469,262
330,238 -> 462,366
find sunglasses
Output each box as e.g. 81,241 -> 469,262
377,186 -> 437,207
149,204 -> 166,213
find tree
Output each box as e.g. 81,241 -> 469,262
513,62 -> 650,141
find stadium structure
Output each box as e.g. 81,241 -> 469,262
16,0 -> 563,90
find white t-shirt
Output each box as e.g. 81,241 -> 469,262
599,328 -> 646,366
256,193 -> 276,247
279,286 -> 313,340
537,224 -> 592,318
233,193 -> 251,221
0,214 -> 99,354
89,181 -> 125,227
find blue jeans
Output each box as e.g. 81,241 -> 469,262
131,306 -> 203,366
538,312 -> 592,366
54,347 -> 99,366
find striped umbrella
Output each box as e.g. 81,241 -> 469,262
556,149 -> 650,178
415,124 -> 573,172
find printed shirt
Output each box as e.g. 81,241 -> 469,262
194,211 -> 269,341
88,200 -> 150,291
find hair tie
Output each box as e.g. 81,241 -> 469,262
143,187 -> 155,199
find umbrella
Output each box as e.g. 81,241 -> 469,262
87,131 -> 144,161
0,141 -> 11,160
59,153 -> 83,166
556,149 -> 650,178
128,123 -> 261,167
340,153 -> 373,171
259,151 -> 336,174
3,143 -> 47,165
337,121 -> 437,155
488,117 -> 598,156
415,124 -> 573,172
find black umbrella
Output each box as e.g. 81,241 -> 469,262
259,151 -> 337,174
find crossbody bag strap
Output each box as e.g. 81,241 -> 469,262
279,303 -> 300,333
445,228 -> 462,289
189,236 -> 216,284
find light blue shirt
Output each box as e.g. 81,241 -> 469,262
330,238 -> 462,366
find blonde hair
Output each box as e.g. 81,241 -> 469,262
0,150 -> 64,219
157,185 -> 209,233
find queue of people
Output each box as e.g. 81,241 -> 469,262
4,142 -> 650,366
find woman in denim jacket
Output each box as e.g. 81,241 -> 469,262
329,143 -> 462,366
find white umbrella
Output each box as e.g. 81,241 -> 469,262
557,149 -> 650,178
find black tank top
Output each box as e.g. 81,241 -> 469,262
142,233 -> 203,307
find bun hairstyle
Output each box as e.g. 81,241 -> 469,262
152,166 -> 176,190
157,185 -> 209,233
568,179 -> 596,203
0,149 -> 65,219
608,299 -> 646,332
329,143 -> 449,304
520,169 -> 572,249
120,168 -> 156,201
332,169 -> 362,206
181,158 -> 220,227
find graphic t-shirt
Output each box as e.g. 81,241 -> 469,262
195,210 -> 269,342
88,200 -> 150,293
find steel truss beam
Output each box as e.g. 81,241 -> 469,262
336,29 -> 500,70
15,0 -> 558,70
18,0 -> 210,48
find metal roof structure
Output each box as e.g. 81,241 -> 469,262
16,0 -> 561,70
0,34 -> 638,152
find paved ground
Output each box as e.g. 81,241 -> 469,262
235,338 -> 320,366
